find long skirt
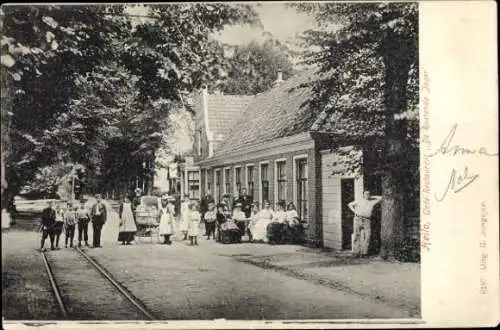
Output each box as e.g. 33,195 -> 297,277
118,231 -> 135,242
118,209 -> 137,243
251,218 -> 272,242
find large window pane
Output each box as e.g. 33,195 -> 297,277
276,161 -> 286,203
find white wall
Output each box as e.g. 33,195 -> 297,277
321,147 -> 363,250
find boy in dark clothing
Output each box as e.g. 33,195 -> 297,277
40,201 -> 56,251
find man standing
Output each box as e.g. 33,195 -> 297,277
40,200 -> 56,251
200,189 -> 215,236
235,188 -> 252,219
90,194 -> 107,248
76,200 -> 90,247
348,190 -> 382,258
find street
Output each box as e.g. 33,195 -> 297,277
2,202 -> 420,321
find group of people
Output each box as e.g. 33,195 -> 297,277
196,188 -> 307,244
39,188 -> 382,258
114,187 -> 307,247
39,195 -> 107,251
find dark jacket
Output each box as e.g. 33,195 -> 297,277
90,202 -> 107,223
216,211 -> 227,225
40,207 -> 56,228
200,194 -> 215,214
235,195 -> 252,218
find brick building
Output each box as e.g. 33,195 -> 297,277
181,71 -> 418,253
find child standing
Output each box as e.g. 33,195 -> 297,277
179,194 -> 190,240
158,196 -> 175,245
204,202 -> 217,240
188,201 -> 201,246
64,205 -> 77,248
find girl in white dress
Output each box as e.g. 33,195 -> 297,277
251,200 -> 274,243
248,202 -> 260,242
118,197 -> 138,245
159,197 -> 175,245
179,194 -> 190,240
188,201 -> 201,246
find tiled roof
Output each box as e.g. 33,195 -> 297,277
206,94 -> 254,139
214,70 -> 319,156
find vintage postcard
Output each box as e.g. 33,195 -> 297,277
1,1 -> 498,329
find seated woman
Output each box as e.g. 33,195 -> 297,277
267,201 -> 287,244
232,203 -> 247,241
251,200 -> 274,243
219,209 -> 241,244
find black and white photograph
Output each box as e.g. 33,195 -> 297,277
1,1 -> 497,327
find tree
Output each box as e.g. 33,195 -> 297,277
293,3 -> 418,260
1,4 -> 260,204
221,37 -> 295,95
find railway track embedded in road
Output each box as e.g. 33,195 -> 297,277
41,247 -> 155,320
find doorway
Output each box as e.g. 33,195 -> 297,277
341,178 -> 355,250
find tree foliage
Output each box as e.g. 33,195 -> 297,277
221,37 -> 295,95
1,4 -> 259,200
293,2 -> 418,260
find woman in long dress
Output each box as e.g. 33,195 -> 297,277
251,200 -> 274,243
118,197 -> 137,245
158,197 -> 175,245
179,194 -> 190,240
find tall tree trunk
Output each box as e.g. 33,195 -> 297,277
379,34 -> 415,260
1,67 -> 13,228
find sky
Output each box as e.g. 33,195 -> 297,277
126,3 -> 316,46
125,3 -> 317,156
215,3 -> 316,46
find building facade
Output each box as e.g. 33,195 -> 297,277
182,71 -> 418,253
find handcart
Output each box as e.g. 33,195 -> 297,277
135,196 -> 160,243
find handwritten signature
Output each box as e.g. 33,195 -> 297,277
428,123 -> 498,157
435,166 -> 479,202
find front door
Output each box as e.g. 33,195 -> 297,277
341,178 -> 355,250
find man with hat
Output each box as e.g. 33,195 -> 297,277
90,194 -> 107,248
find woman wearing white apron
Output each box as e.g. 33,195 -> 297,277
118,196 -> 137,245
159,196 -> 175,245
179,194 -> 190,240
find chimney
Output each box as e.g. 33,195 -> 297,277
274,70 -> 284,87
201,85 -> 215,157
